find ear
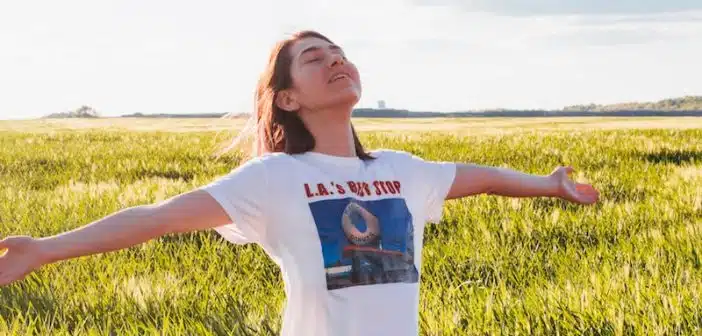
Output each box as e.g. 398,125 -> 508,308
275,90 -> 300,112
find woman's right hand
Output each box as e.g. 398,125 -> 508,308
0,235 -> 47,287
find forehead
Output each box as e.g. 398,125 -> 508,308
289,37 -> 339,59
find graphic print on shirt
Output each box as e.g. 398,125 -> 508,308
307,190 -> 418,291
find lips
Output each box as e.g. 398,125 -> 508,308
328,72 -> 351,83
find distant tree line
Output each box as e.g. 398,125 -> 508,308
42,105 -> 101,118
562,96 -> 702,112
351,109 -> 702,118
120,112 -> 228,118
41,96 -> 702,119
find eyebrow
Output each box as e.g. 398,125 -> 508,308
300,44 -> 342,58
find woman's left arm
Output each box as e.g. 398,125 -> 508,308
446,163 -> 600,205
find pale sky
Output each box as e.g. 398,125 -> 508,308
1,0 -> 701,120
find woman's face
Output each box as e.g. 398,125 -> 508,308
283,36 -> 362,113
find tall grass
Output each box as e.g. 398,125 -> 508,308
1,118 -> 700,335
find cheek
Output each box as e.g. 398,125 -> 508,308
291,69 -> 328,106
294,67 -> 326,93
349,66 -> 362,85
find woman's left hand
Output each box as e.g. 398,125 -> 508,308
549,166 -> 600,205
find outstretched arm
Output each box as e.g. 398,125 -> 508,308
0,189 -> 234,287
445,163 -> 599,204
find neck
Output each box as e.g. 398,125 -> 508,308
299,105 -> 356,158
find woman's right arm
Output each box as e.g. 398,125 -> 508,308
0,190 -> 232,287
2,158 -> 268,287
36,189 -> 232,264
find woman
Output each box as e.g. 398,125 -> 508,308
0,30 -> 599,336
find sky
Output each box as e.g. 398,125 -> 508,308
1,0 -> 701,120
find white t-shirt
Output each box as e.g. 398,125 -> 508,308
198,149 -> 457,336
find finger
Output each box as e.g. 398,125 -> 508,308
0,276 -> 15,287
575,184 -> 591,193
563,166 -> 575,175
572,192 -> 595,204
582,189 -> 600,203
0,237 -> 6,250
566,184 -> 597,204
576,183 -> 599,195
578,191 -> 599,204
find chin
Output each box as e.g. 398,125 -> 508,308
325,89 -> 362,110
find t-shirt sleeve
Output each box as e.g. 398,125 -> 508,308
197,158 -> 269,245
378,150 -> 457,223
408,154 -> 457,223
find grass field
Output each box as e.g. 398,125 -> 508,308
1,117 -> 701,335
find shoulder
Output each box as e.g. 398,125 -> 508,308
223,153 -> 293,182
369,148 -> 415,160
210,153 -> 294,194
369,148 -> 428,165
243,152 -> 295,169
369,148 -> 456,174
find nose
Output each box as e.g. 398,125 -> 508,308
328,53 -> 345,68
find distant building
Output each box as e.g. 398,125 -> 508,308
378,100 -> 386,109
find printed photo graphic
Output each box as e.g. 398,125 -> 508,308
308,197 -> 418,290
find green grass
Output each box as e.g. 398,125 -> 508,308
1,118 -> 701,335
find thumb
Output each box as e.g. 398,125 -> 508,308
562,166 -> 574,176
0,236 -> 18,251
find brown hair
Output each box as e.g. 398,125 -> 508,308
216,30 -> 374,161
